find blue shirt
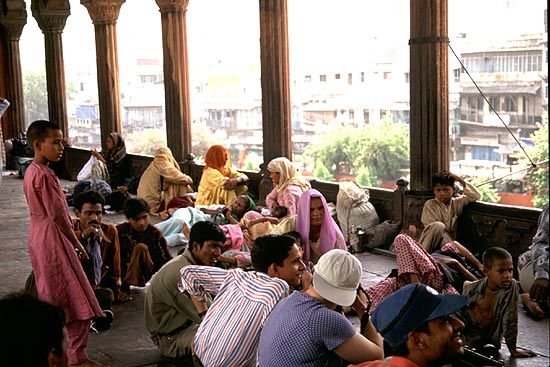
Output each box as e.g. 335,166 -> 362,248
258,291 -> 356,367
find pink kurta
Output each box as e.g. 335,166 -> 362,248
265,184 -> 307,218
24,162 -> 102,322
366,233 -> 459,312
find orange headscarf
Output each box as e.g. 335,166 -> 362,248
204,145 -> 231,176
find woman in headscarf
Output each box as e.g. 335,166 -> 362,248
265,157 -> 311,218
92,132 -> 131,189
195,144 -> 249,206
137,147 -> 193,215
273,188 -> 346,263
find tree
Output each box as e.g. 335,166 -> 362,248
304,118 -> 409,186
312,160 -> 333,181
125,129 -> 167,156
191,123 -> 218,160
23,68 -> 49,124
523,122 -> 549,208
469,176 -> 500,203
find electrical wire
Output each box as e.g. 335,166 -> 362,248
476,159 -> 549,187
448,43 -> 538,168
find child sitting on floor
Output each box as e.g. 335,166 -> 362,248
457,246 -> 536,358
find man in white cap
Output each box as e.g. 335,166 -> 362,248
257,249 -> 384,366
349,283 -> 468,367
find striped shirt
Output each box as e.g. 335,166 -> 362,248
179,266 -> 289,367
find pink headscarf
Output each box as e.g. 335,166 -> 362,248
296,189 -> 347,262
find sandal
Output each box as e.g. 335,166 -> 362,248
114,291 -> 133,304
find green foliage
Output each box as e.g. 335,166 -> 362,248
305,118 -> 409,184
523,122 -> 549,208
312,160 -> 334,181
356,165 -> 376,187
191,123 -> 218,160
125,129 -> 167,155
469,177 -> 501,203
23,68 -> 49,125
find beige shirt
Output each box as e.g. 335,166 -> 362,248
421,181 -> 481,239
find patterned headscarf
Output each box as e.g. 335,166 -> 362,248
267,157 -> 311,194
296,189 -> 347,262
204,144 -> 231,176
104,132 -> 126,164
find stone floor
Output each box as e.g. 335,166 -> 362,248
1,171 -> 548,367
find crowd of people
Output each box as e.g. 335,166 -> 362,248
4,118 -> 548,367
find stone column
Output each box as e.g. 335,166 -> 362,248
31,0 -> 70,135
81,0 -> 124,151
259,0 -> 292,163
409,0 -> 449,191
155,0 -> 192,162
0,2 -> 27,138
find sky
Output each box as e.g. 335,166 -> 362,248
18,0 -> 547,85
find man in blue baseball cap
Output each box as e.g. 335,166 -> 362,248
349,283 -> 468,367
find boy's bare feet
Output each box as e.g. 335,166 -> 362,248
521,293 -> 545,318
71,359 -> 109,367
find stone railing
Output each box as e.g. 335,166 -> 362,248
60,147 -> 542,270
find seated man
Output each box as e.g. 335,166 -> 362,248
72,190 -> 124,330
258,249 -> 383,367
116,198 -> 172,291
349,283 -> 468,367
144,221 -> 226,359
518,204 -> 549,318
420,171 -> 481,253
1,293 -> 69,367
180,234 -> 308,367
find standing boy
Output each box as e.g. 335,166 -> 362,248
457,246 -> 536,358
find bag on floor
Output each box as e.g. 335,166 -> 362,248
336,181 -> 379,251
77,156 -> 109,182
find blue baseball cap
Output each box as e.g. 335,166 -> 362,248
371,283 -> 467,348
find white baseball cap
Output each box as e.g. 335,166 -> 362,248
313,249 -> 362,306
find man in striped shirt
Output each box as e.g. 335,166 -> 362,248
179,234 -> 307,367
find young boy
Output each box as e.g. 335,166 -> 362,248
458,246 -> 536,358
116,198 -> 172,291
420,171 -> 481,253
24,120 -> 105,367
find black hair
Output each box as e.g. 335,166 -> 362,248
272,205 -> 288,219
284,230 -> 302,243
0,292 -> 66,366
482,246 -> 512,269
188,221 -> 226,249
431,171 -> 455,189
123,197 -> 150,219
73,190 -> 105,212
251,234 -> 296,273
26,120 -> 60,150
389,320 -> 431,357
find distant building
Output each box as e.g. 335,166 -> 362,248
454,33 -> 545,170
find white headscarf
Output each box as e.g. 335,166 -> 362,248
267,157 -> 311,194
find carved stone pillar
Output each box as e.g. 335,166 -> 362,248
259,0 -> 292,164
81,0 -> 124,151
155,0 -> 192,162
31,0 -> 70,135
0,2 -> 27,138
409,0 -> 449,191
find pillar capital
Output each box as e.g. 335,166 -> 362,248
32,6 -> 70,33
81,0 -> 125,25
0,5 -> 27,40
155,0 -> 189,13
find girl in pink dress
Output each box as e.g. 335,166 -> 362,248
24,120 -> 106,367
